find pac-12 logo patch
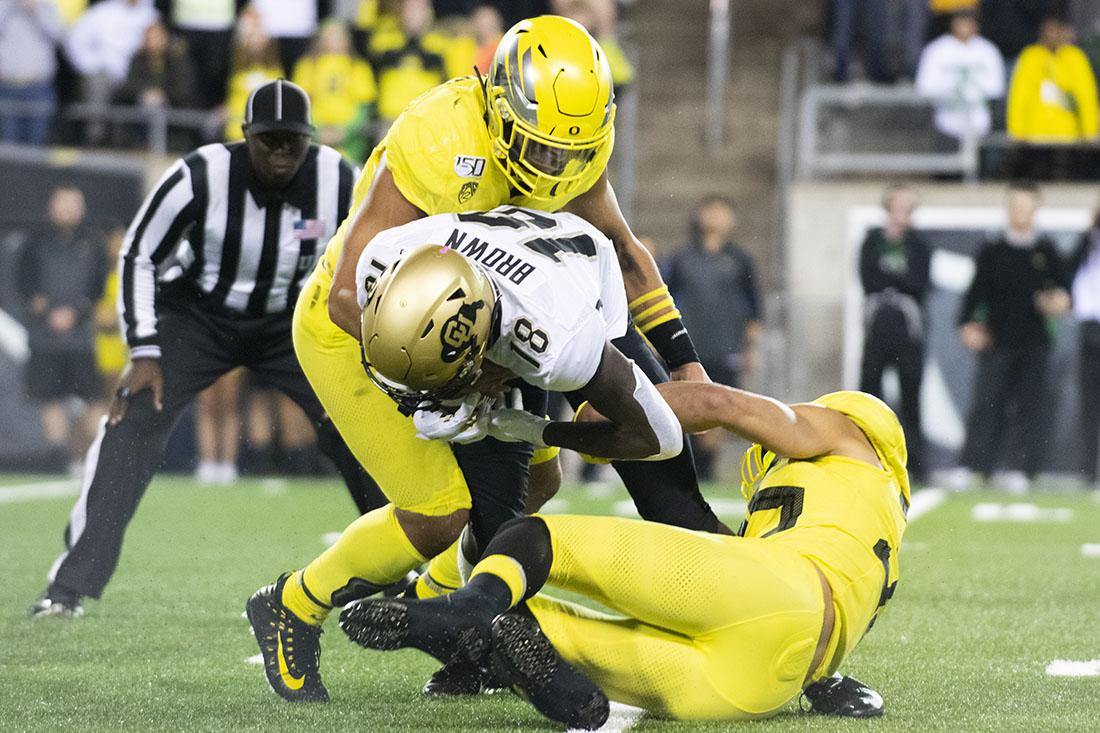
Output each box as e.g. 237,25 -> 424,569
454,155 -> 486,178
458,181 -> 479,203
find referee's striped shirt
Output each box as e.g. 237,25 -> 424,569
118,141 -> 357,359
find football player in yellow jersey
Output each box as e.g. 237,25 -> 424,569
338,386 -> 908,728
245,13 -> 730,702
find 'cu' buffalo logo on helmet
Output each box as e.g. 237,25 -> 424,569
440,300 -> 485,362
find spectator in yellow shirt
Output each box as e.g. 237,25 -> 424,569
223,7 -> 282,141
292,20 -> 377,161
1008,15 -> 1099,142
369,0 -> 469,122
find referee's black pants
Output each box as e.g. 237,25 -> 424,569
48,293 -> 387,599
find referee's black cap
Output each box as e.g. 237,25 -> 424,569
244,79 -> 314,135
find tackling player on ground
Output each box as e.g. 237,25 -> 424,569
340,386 -> 909,728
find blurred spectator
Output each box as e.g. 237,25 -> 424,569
368,0 -> 466,122
470,3 -> 502,73
556,0 -> 633,92
113,22 -> 197,109
0,0 -> 65,146
950,182 -> 1071,493
332,0 -> 381,57
15,187 -> 108,473
222,6 -> 281,141
858,184 -> 930,481
251,0 -> 319,75
926,0 -> 979,40
915,10 -> 1005,143
830,0 -> 891,83
1070,206 -> 1100,487
243,388 -> 320,475
1008,15 -> 1099,142
65,0 -> 159,143
665,196 -> 763,481
156,0 -> 240,108
194,370 -> 241,485
980,0 -> 1052,62
292,19 -> 376,160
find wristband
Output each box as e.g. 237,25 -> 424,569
641,317 -> 700,370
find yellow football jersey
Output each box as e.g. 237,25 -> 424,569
739,391 -> 909,673
322,77 -> 612,273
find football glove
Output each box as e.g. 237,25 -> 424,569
487,389 -> 549,448
413,393 -> 494,444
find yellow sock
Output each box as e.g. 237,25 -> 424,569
470,554 -> 527,608
282,569 -> 330,625
415,539 -> 465,599
284,505 -> 427,623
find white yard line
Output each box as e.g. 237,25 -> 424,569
907,487 -> 947,521
1046,659 -> 1100,677
0,479 -> 80,504
570,702 -> 644,733
1081,544 -> 1100,558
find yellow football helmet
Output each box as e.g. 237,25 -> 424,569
483,15 -> 616,200
360,244 -> 497,413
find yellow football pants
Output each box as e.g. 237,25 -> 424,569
526,515 -> 831,720
292,264 -> 471,516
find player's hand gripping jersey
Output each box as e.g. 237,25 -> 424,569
355,206 -> 629,394
739,391 -> 909,674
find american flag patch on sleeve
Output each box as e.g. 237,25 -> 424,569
293,219 -> 325,239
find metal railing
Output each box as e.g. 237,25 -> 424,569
797,83 -> 981,180
0,99 -> 220,156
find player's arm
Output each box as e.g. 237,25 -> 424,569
490,342 -> 683,461
111,159 -> 197,424
653,381 -> 879,465
328,164 -> 424,338
565,172 -> 706,380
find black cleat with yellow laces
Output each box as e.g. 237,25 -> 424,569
246,573 -> 328,703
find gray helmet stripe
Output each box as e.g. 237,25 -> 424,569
275,79 -> 283,121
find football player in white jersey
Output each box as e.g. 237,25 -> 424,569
246,206 -> 683,703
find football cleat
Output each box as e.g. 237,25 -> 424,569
422,658 -> 486,697
245,573 -> 328,703
801,673 -> 884,718
421,656 -> 511,697
29,587 -> 84,619
338,596 -> 490,666
490,613 -> 609,730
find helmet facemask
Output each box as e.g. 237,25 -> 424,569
482,16 -> 616,200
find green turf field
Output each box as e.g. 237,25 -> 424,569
3,474 -> 1100,731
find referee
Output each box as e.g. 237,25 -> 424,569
32,80 -> 386,618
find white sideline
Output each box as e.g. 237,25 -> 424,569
1046,659 -> 1100,677
907,487 -> 947,521
0,479 -> 79,504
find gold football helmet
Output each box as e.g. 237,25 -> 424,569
360,244 -> 497,413
483,15 -> 616,200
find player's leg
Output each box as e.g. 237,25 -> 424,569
246,268 -> 474,702
249,315 -> 387,515
574,327 -> 727,534
35,300 -> 234,614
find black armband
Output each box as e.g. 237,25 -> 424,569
642,317 -> 700,370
